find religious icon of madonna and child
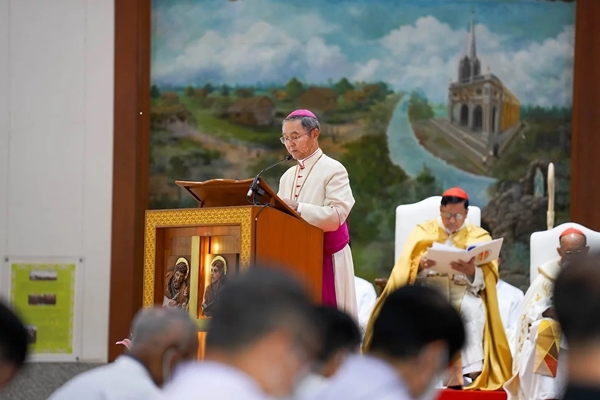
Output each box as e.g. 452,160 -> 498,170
201,255 -> 227,318
163,257 -> 190,309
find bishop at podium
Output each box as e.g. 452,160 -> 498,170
277,109 -> 358,320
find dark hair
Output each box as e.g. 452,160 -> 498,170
205,268 -> 317,352
441,196 -> 469,209
554,256 -> 600,346
370,286 -> 465,360
313,306 -> 361,363
0,301 -> 28,368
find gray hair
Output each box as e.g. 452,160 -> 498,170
129,307 -> 197,351
282,115 -> 320,132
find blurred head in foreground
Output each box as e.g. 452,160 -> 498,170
205,268 -> 320,397
555,255 -> 600,389
369,285 -> 465,399
0,300 -> 28,388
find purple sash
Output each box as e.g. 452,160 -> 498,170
322,222 -> 349,307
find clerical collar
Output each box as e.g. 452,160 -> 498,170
437,216 -> 468,235
297,148 -> 322,169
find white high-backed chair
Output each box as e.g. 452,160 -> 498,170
394,196 -> 482,261
530,222 -> 600,284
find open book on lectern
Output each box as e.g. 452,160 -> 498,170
424,238 -> 504,275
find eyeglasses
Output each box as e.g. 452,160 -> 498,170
563,249 -> 586,256
441,212 -> 465,220
279,130 -> 312,144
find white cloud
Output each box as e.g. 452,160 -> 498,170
354,17 -> 574,107
152,11 -> 575,107
152,21 -> 351,86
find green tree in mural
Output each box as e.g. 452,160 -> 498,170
210,96 -> 233,118
185,85 -> 195,97
220,84 -> 230,96
150,85 -> 161,99
203,83 -> 215,94
414,164 -> 442,200
341,133 -> 410,243
285,77 -> 304,99
408,91 -> 434,120
334,78 -> 354,95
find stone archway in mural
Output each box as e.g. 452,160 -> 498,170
460,104 -> 469,126
492,107 -> 498,133
473,105 -> 483,131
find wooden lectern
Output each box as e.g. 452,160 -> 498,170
142,178 -> 323,358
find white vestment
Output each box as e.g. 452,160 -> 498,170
311,355 -> 412,400
504,257 -> 568,400
278,148 -> 357,319
354,276 -> 377,341
290,372 -> 329,400
418,219 -> 486,377
163,361 -> 271,400
48,356 -> 165,400
497,279 -> 525,356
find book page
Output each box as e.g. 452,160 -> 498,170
466,238 -> 504,265
424,238 -> 504,274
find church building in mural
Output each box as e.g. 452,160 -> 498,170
447,14 -> 521,152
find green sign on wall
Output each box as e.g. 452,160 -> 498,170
10,263 -> 76,354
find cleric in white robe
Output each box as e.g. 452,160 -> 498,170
277,109 -> 357,319
354,276 -> 377,341
505,227 -> 589,400
496,278 -> 524,355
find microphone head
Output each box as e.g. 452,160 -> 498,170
285,155 -> 293,160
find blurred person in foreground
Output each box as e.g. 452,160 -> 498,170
0,300 -> 28,389
314,285 -> 465,400
163,268 -> 320,400
554,255 -> 600,399
291,306 -> 361,400
49,307 -> 198,400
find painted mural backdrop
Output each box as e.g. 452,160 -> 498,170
149,0 -> 576,290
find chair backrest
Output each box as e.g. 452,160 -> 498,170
394,196 -> 481,261
530,222 -> 600,284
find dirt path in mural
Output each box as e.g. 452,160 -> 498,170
174,120 -> 364,178
169,121 -> 273,179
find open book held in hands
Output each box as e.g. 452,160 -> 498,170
424,238 -> 504,275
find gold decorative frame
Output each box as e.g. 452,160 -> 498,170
143,207 -> 252,307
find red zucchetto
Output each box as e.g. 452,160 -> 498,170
560,227 -> 585,238
442,187 -> 469,200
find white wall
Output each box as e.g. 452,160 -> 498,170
0,0 -> 114,363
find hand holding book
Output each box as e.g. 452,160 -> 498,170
423,238 -> 503,275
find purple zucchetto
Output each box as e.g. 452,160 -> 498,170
286,109 -> 318,119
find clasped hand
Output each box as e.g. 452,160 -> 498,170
282,198 -> 299,211
420,256 -> 476,278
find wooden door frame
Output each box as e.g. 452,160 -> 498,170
108,0 -> 600,361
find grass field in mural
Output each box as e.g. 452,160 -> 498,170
149,0 -> 576,289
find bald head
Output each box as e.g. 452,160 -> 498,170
129,307 -> 198,355
558,232 -> 589,266
127,307 -> 199,387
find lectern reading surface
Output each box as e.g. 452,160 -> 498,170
175,178 -> 300,218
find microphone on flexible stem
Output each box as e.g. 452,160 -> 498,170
247,155 -> 293,204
